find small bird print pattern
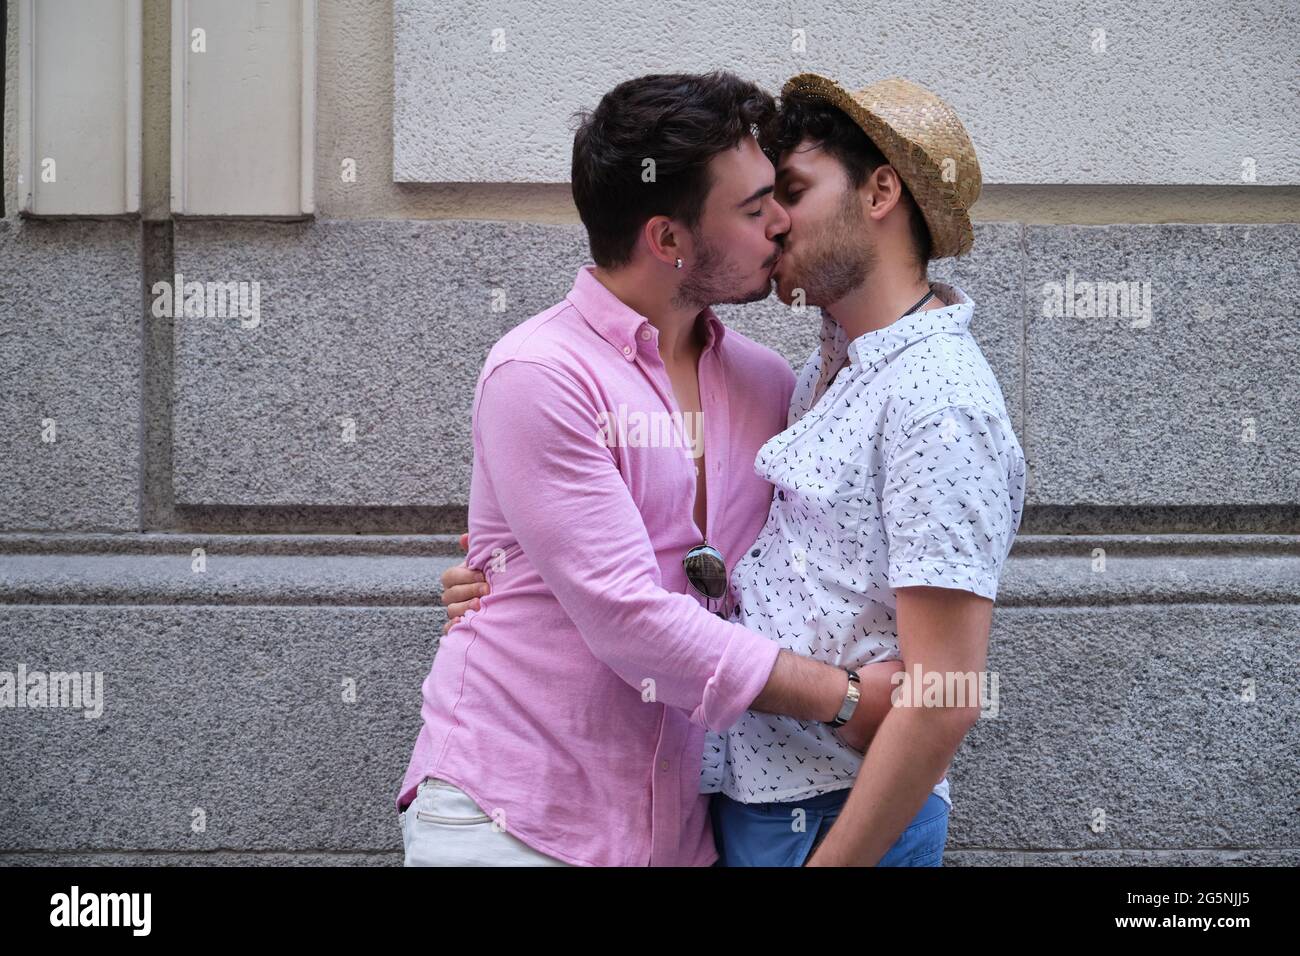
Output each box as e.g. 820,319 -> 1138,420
700,282 -> 1027,807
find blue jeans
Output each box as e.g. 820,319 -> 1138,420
710,788 -> 949,867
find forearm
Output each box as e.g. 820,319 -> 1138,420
841,659 -> 906,750
748,649 -> 847,722
749,653 -> 905,745
805,705 -> 969,866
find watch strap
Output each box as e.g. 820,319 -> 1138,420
829,668 -> 861,727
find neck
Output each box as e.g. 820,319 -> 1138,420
824,259 -> 939,346
591,263 -> 705,364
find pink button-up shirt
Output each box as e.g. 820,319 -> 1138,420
397,265 -> 793,866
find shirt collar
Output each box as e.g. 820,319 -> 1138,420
813,281 -> 974,399
566,265 -> 726,362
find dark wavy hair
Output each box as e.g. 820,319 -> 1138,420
571,72 -> 776,268
761,89 -> 932,272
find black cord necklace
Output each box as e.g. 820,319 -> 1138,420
900,284 -> 935,318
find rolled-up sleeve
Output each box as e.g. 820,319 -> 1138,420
475,358 -> 781,732
882,404 -> 1025,600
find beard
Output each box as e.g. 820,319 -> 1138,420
672,228 -> 778,311
782,186 -> 875,307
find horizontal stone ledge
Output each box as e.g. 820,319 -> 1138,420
944,849 -> 1300,866
0,851 -> 401,867
3,531 -> 1296,558
1,846 -> 1292,866
1010,534 -> 1300,558
0,532 -> 463,557
999,534 -> 1300,605
0,553 -> 460,607
0,849 -> 1292,866
0,534 -> 1296,606
1020,505 -> 1300,535
995,553 -> 1300,607
162,504 -> 471,536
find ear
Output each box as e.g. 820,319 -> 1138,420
642,215 -> 683,268
863,164 -> 906,223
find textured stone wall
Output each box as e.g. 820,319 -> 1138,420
1,0 -> 1295,865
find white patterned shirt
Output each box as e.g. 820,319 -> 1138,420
701,282 -> 1026,804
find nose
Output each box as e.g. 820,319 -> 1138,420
767,197 -> 791,241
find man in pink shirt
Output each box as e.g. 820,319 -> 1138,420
397,72 -> 902,866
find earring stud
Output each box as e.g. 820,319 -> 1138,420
675,257 -> 683,269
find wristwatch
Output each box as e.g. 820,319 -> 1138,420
828,668 -> 861,727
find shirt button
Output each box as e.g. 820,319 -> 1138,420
778,490 -> 786,501
660,760 -> 670,771
640,328 -> 652,340
750,548 -> 760,557
622,345 -> 632,356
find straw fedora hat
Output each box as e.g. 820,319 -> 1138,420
779,73 -> 982,258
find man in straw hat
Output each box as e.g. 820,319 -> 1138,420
702,74 -> 1026,865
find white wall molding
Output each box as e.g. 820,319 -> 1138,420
170,0 -> 316,218
18,0 -> 142,216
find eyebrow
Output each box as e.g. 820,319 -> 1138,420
736,184 -> 775,208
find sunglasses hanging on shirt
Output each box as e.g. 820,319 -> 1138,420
683,540 -> 728,617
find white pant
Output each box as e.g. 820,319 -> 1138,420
400,777 -> 575,867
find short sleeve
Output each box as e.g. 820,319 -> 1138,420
881,404 -> 1025,600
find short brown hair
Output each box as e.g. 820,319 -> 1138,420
571,72 -> 776,268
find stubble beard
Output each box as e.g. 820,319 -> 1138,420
673,228 -> 775,311
787,186 -> 875,308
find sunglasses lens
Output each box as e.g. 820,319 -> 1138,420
683,545 -> 728,600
